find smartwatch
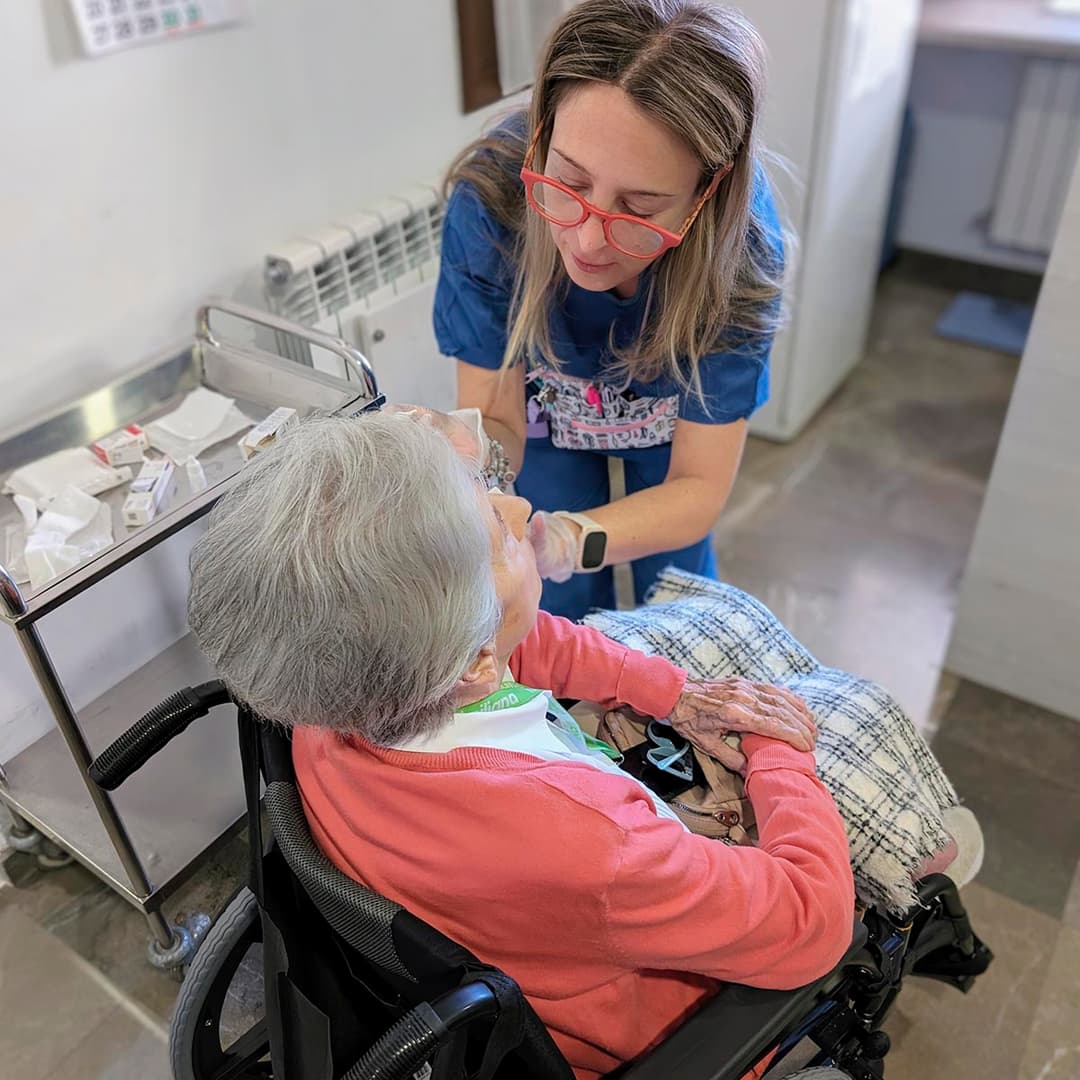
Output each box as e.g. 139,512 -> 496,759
553,511 -> 608,573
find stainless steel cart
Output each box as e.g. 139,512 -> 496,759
0,301 -> 378,967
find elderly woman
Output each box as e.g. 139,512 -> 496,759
188,412 -> 854,1080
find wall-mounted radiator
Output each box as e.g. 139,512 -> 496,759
991,57 -> 1080,254
263,183 -> 456,410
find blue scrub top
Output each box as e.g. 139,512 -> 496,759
433,152 -> 784,620
434,165 -> 783,432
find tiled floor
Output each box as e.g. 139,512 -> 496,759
3,255 -> 1079,1079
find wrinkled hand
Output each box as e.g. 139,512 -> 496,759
382,404 -> 486,466
527,511 -> 578,583
668,678 -> 817,773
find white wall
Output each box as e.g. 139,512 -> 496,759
947,151 -> 1080,720
0,0 -> 511,437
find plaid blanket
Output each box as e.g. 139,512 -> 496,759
584,568 -> 959,913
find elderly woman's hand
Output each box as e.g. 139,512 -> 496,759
667,678 -> 817,771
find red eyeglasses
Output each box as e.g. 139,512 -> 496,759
520,125 -> 728,259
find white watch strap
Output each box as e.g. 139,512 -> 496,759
553,511 -> 606,572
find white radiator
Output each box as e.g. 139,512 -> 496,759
991,57 -> 1080,254
264,184 -> 456,411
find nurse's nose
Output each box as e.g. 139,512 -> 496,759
576,212 -> 610,258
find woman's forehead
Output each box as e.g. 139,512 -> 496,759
551,83 -> 700,191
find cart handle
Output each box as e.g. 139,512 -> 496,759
196,299 -> 378,399
89,681 -> 230,790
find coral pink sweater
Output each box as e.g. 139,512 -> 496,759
294,612 -> 854,1079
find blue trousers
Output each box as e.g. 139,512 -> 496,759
515,435 -> 718,622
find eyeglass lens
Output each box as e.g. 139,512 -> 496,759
531,178 -> 666,257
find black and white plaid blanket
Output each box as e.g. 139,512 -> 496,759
584,569 -> 959,913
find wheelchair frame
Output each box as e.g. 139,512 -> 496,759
89,682 -> 992,1080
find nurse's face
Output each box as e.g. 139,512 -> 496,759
543,83 -> 705,297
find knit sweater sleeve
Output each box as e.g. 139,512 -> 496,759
509,611 -> 687,718
601,735 -> 855,989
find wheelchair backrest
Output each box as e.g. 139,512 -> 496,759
245,713 -> 572,1080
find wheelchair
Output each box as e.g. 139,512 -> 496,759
89,681 -> 993,1080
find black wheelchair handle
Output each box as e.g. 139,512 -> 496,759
88,681 -> 231,790
343,983 -> 498,1080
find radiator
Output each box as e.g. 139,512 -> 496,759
991,57 -> 1080,254
264,184 -> 456,411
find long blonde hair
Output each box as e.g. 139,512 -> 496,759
446,0 -> 786,396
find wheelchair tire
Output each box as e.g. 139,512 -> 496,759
169,887 -> 272,1080
779,1070 -> 853,1079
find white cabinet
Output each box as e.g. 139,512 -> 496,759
738,0 -> 921,441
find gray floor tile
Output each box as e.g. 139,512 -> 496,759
934,679 -> 1080,789
884,881 -> 1060,1080
1065,861 -> 1080,932
1,852 -> 110,924
1018,924 -> 1080,1080
42,1006 -> 170,1080
39,831 -> 248,1025
41,882 -> 186,1024
930,734 -> 1080,919
0,903 -> 120,1080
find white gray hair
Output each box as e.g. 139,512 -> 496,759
188,412 -> 501,744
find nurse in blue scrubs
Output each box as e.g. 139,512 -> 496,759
434,0 -> 785,622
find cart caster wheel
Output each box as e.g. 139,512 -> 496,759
6,822 -> 44,854
147,912 -> 213,972
35,839 -> 74,870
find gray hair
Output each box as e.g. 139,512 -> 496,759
188,412 -> 501,744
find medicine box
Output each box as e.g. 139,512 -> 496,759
238,407 -> 297,460
91,424 -> 149,467
122,458 -> 175,527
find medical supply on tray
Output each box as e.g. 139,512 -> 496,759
146,387 -> 254,461
22,487 -> 114,590
122,458 -> 175,527
91,424 -> 150,467
182,456 -> 209,493
3,447 -> 133,506
238,407 -> 297,460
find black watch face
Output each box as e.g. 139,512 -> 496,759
581,529 -> 607,570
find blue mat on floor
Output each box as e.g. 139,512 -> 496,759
935,291 -> 1034,355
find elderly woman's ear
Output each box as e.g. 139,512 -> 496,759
453,643 -> 501,708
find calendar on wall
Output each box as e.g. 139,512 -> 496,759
68,0 -> 255,57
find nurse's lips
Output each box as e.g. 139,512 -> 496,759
572,252 -> 616,274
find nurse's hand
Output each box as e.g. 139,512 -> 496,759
668,678 -> 817,770
382,404 -> 485,466
527,511 -> 578,584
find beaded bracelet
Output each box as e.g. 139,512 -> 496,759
483,437 -> 517,492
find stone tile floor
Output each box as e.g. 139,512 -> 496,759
3,256 -> 1077,1079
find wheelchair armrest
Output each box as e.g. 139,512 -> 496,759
620,921 -> 868,1080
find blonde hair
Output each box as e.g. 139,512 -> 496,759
446,0 -> 787,397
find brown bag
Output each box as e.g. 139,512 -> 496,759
597,709 -> 757,845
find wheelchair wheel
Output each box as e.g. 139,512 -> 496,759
169,887 -> 271,1080
778,1070 -> 853,1079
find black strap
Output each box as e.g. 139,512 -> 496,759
460,971 -> 526,1080
238,708 -> 265,903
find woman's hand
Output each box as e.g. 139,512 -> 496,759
527,511 -> 579,583
668,678 -> 817,771
382,404 -> 486,466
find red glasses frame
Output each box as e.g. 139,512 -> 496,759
519,125 -> 728,259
